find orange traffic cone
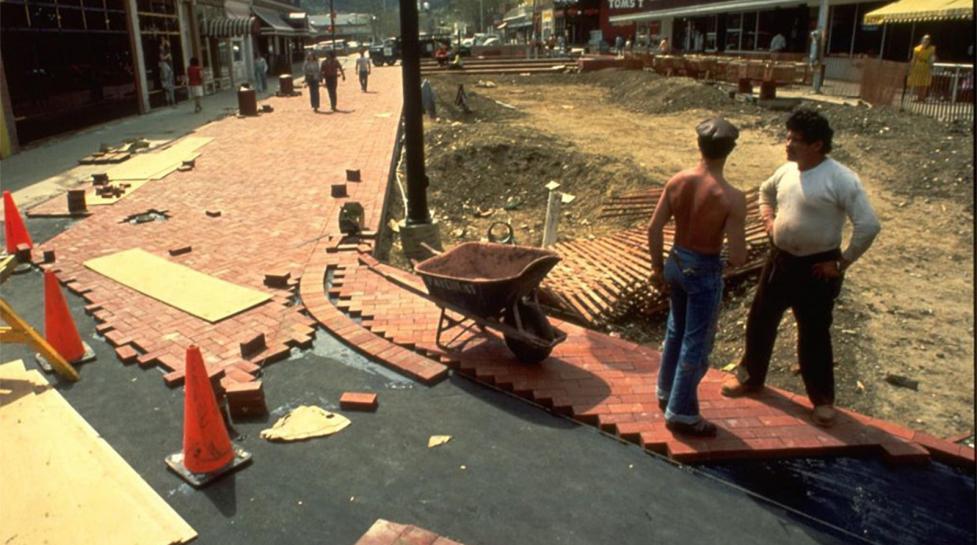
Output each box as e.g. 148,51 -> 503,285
35,270 -> 96,373
3,191 -> 33,255
165,346 -> 251,486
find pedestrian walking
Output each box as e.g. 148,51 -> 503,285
648,118 -> 747,437
721,109 -> 881,428
303,52 -> 321,112
320,51 -> 346,112
187,57 -> 203,113
355,50 -> 371,92
159,58 -> 176,106
254,52 -> 269,93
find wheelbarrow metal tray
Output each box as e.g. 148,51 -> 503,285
414,242 -> 561,318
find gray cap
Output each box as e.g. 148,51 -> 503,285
696,117 -> 739,144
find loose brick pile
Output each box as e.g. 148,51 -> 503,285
33,68 -> 404,391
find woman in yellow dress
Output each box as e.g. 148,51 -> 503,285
907,35 -> 936,101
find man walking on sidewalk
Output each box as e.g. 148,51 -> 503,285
355,50 -> 371,92
721,109 -> 881,427
320,51 -> 346,112
303,52 -> 321,112
648,118 -> 747,437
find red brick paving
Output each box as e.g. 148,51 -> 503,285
297,239 -> 974,468
352,519 -> 464,545
32,68 -> 404,389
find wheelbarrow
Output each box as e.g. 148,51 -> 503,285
406,242 -> 567,363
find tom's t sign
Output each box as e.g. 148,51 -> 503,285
608,0 -> 644,8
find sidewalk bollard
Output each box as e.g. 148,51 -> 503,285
541,181 -> 562,248
738,78 -> 753,94
279,75 -> 294,95
237,87 -> 258,116
331,184 -> 348,198
67,189 -> 87,214
759,81 -> 777,100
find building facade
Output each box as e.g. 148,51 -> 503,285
0,0 -> 309,153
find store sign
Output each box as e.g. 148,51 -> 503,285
607,0 -> 645,9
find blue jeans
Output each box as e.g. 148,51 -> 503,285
308,80 -> 320,110
656,245 -> 724,424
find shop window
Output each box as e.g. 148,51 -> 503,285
31,4 -> 60,29
742,12 -> 757,50
84,9 -> 108,30
1,2 -> 30,28
106,10 -> 125,30
827,4 -> 855,55
232,40 -> 243,62
726,13 -> 741,50
59,6 -> 85,29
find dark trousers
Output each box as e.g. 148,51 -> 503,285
740,246 -> 842,406
324,76 -> 338,110
358,71 -> 369,91
308,80 -> 320,110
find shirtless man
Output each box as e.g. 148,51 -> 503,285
648,118 -> 747,436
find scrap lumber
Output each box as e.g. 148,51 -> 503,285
0,360 -> 197,545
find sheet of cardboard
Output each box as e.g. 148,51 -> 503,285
84,248 -> 270,322
0,360 -> 197,545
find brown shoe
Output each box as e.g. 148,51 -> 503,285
666,418 -> 717,437
812,405 -> 836,427
721,375 -> 761,397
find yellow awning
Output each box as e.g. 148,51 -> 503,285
863,0 -> 973,24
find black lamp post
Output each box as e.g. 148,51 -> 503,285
399,0 -> 431,225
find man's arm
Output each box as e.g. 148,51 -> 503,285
758,168 -> 781,235
840,177 -> 881,268
724,190 -> 748,267
647,180 -> 674,290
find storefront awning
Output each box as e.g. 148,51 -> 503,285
609,0 -> 804,23
252,7 -> 301,35
201,16 -> 257,37
863,0 -> 972,24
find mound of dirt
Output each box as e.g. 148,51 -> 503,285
423,124 -> 660,246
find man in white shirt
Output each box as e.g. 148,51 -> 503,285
721,109 -> 881,427
355,50 -> 372,92
770,33 -> 787,53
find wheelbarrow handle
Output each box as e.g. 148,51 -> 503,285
420,242 -> 443,256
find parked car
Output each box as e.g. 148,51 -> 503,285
479,36 -> 501,47
369,37 -> 401,66
315,40 -> 349,57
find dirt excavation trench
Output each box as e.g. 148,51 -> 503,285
380,69 -> 974,440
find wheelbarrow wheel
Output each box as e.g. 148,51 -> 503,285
502,301 -> 555,364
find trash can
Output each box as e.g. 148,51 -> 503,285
238,86 -> 258,116
279,74 -> 294,95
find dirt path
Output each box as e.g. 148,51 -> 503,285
402,71 -> 974,439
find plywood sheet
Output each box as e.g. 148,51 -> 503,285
105,136 -> 212,182
0,360 -> 197,545
84,248 -> 270,322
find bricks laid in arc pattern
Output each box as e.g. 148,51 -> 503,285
299,241 -> 973,468
33,68 -> 404,389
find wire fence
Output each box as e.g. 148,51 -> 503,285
897,63 -> 974,122
860,59 -> 973,122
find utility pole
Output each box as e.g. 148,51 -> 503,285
479,0 -> 484,33
812,0 -> 828,92
330,0 -> 336,44
396,0 -> 441,261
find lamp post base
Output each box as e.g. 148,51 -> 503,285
399,219 -> 442,262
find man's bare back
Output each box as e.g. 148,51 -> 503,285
667,165 -> 746,256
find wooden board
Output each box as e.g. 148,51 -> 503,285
84,248 -> 270,323
0,360 -> 197,545
105,136 -> 212,182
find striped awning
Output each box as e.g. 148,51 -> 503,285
200,16 -> 257,37
863,0 -> 972,24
